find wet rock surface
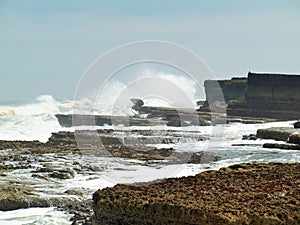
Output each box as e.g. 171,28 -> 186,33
263,143 -> 300,150
256,127 -> 296,141
288,133 -> 300,145
55,114 -> 163,127
93,162 -> 300,225
256,126 -> 300,151
294,121 -> 300,128
0,128 -> 219,224
46,130 -> 216,163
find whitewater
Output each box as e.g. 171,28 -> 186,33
0,95 -> 299,225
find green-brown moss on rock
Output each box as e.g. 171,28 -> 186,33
92,162 -> 300,225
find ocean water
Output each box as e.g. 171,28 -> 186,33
0,95 -> 299,224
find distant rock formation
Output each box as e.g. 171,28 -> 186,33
200,72 -> 300,120
200,77 -> 247,111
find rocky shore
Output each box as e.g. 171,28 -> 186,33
0,128 -> 221,224
255,122 -> 300,150
93,162 -> 300,225
47,129 -> 219,163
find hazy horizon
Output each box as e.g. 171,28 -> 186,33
1,0 -> 300,102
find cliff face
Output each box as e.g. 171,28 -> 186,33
204,78 -> 247,103
245,72 -> 300,111
201,72 -> 300,120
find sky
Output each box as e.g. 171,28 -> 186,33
1,0 -> 300,102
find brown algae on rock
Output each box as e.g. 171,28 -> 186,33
93,162 -> 300,225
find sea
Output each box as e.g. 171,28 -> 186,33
0,95 -> 299,225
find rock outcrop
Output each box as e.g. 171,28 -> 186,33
92,162 -> 300,225
256,126 -> 300,150
200,77 -> 247,111
294,121 -> 300,128
256,127 -> 296,141
288,133 -> 300,145
200,72 -> 300,120
55,114 -> 158,127
47,130 -> 219,163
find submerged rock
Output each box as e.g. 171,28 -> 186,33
92,162 -> 300,225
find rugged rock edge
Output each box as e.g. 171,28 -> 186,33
92,162 -> 300,225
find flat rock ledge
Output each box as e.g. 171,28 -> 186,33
92,162 -> 300,225
256,127 -> 300,150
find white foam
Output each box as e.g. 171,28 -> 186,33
0,207 -> 72,225
0,95 -> 74,142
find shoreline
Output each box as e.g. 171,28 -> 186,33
0,120 -> 299,224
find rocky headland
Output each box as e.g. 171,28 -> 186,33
200,72 -> 300,120
92,162 -> 300,225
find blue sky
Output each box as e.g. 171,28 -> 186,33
1,0 -> 300,101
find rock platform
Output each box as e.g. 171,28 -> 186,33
92,162 -> 300,225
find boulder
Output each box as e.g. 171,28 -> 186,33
294,121 -> 300,128
131,98 -> 144,111
256,127 -> 294,141
242,134 -> 257,140
288,133 -> 300,145
187,152 -> 220,164
0,185 -> 74,211
49,169 -> 75,180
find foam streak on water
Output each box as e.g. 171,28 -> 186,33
0,207 -> 72,225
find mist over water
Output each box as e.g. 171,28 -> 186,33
0,70 -> 201,142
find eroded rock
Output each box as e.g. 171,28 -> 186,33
92,162 -> 300,225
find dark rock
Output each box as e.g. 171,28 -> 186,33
256,127 -> 295,141
55,114 -> 162,127
0,185 -> 78,211
288,133 -> 300,144
294,121 -> 300,128
232,143 -> 261,147
64,189 -> 84,197
32,174 -> 50,180
187,152 -> 220,164
131,98 -> 144,111
263,143 -> 300,150
166,115 -> 189,127
242,134 -> 257,140
200,72 -> 300,120
67,199 -> 93,225
49,168 -> 75,180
